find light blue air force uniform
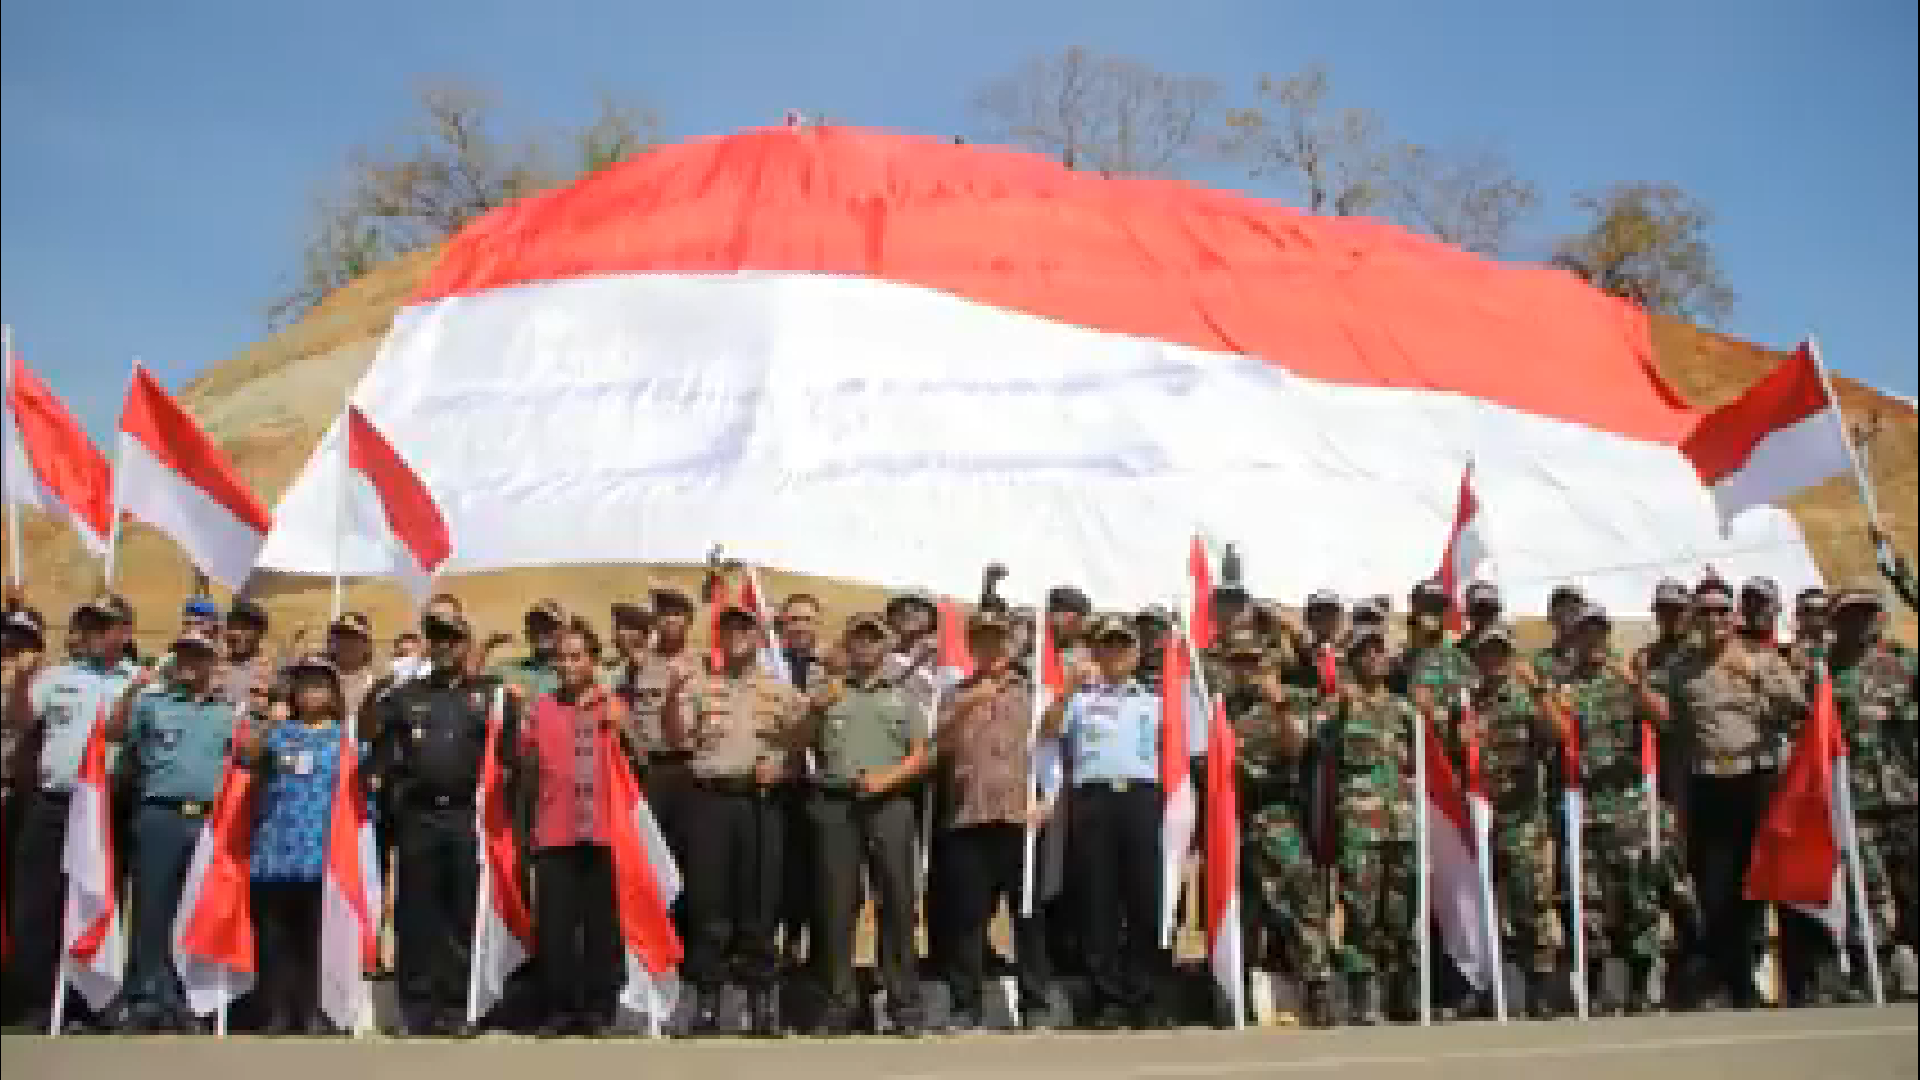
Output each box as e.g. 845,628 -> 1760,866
1063,682 -> 1161,786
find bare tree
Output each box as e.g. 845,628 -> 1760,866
1555,183 -> 1735,324
577,90 -> 660,175
1385,144 -> 1537,255
974,47 -> 1220,174
1224,64 -> 1391,215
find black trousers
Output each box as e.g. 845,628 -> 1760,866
125,802 -> 203,1015
942,822 -> 1052,1018
7,790 -> 80,1020
534,843 -> 618,1022
1069,783 -> 1167,1013
810,790 -> 921,1019
778,782 -> 816,962
679,784 -> 782,988
394,804 -> 478,1014
252,881 -> 321,1027
1686,772 -> 1772,1003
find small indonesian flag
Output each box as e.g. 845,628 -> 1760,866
469,689 -> 531,1022
1426,707 -> 1498,991
1682,341 -> 1853,526
935,597 -> 974,683
319,726 -> 381,1032
1203,694 -> 1245,1027
116,365 -> 271,591
1159,632 -> 1197,943
1188,534 -> 1215,650
604,725 -> 685,1025
346,405 -> 452,604
61,703 -> 124,1011
1747,668 -> 1848,941
172,710 -> 258,1016
4,345 -> 113,554
1436,462 -> 1489,635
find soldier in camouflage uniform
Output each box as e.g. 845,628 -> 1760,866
1223,626 -> 1337,1026
1392,578 -> 1474,768
1554,604 -> 1689,1015
1633,577 -> 1706,985
1869,523 -> 1920,615
1457,581 -> 1504,657
1531,585 -> 1586,686
1786,588 -> 1830,682
1786,580 -> 1918,1004
1464,625 -> 1563,1018
1330,625 -> 1420,1024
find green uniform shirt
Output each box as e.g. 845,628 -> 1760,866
1829,641 -> 1918,811
123,688 -> 237,802
814,678 -> 924,786
490,655 -> 560,703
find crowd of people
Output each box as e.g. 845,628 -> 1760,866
0,538 -> 1915,1040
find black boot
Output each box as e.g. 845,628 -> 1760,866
749,985 -> 781,1038
686,985 -> 723,1038
1591,963 -> 1622,1018
1304,979 -> 1337,1029
1349,974 -> 1385,1026
1624,961 -> 1656,1015
1527,972 -> 1559,1020
1387,972 -> 1419,1023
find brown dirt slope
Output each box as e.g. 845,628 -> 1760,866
6,258 -> 1914,654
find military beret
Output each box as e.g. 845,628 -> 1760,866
1305,588 -> 1342,611
1135,604 -> 1173,626
1346,624 -> 1389,654
1794,587 -> 1829,612
1831,578 -> 1883,613
1465,580 -> 1501,609
845,611 -> 889,636
79,592 -> 135,624
1350,598 -> 1387,624
421,611 -> 471,640
171,627 -> 221,655
524,598 -> 566,624
181,596 -> 220,619
1694,577 -> 1735,606
226,598 -> 268,628
648,587 -> 695,614
609,601 -> 652,628
5,607 -> 46,645
715,602 -> 761,628
1089,615 -> 1138,644
1222,626 -> 1266,658
1740,576 -> 1781,605
884,590 -> 938,617
1547,584 -> 1585,609
285,652 -> 340,681
968,607 -> 1014,634
1652,577 -> 1690,608
329,611 -> 373,638
1577,602 -> 1610,626
1045,586 -> 1092,616
1471,623 -> 1516,651
1410,577 -> 1451,607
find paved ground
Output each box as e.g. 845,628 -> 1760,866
4,1005 -> 1914,1080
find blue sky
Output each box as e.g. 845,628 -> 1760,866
3,0 -> 1915,441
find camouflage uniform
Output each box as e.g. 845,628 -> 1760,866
1235,687 -> 1330,982
1393,640 -> 1474,766
1828,641 -> 1919,958
1330,687 -> 1419,978
1558,664 -> 1689,978
1474,677 -> 1559,975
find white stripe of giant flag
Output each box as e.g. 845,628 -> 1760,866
256,124 -> 1823,612
1682,341 -> 1854,527
116,366 -> 271,591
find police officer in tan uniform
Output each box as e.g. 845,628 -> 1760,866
663,599 -> 809,1037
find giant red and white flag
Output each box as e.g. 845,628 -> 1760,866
468,689 -> 531,1023
172,711 -> 257,1017
1159,629 -> 1197,943
1424,713 -> 1498,991
1747,670 -> 1848,940
346,405 -> 451,605
256,124 -> 1821,614
3,343 -> 113,554
1682,341 -> 1854,527
603,727 -> 684,1027
116,366 -> 271,591
61,704 -> 124,1011
1435,463 -> 1488,634
1203,694 -> 1245,1027
319,727 -> 380,1032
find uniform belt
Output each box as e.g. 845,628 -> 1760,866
1692,750 -> 1778,777
146,796 -> 210,818
695,775 -> 762,796
650,750 -> 695,764
1074,779 -> 1160,795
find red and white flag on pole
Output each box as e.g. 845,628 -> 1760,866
1424,712 -> 1499,992
1203,694 -> 1245,1027
935,597 -> 974,683
1682,341 -> 1854,526
1556,695 -> 1590,1019
115,365 -> 271,590
61,704 -> 124,1012
346,405 -> 452,604
468,690 -> 531,1023
604,729 -> 684,1029
319,727 -> 380,1033
1435,462 -> 1488,635
1747,670 -> 1848,939
1159,630 -> 1197,945
3,343 -> 114,554
173,712 -> 258,1018
1188,534 -> 1215,651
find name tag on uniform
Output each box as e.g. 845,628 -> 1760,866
413,725 -> 426,742
293,751 -> 315,776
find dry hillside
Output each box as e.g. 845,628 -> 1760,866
6,255 -> 1915,655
